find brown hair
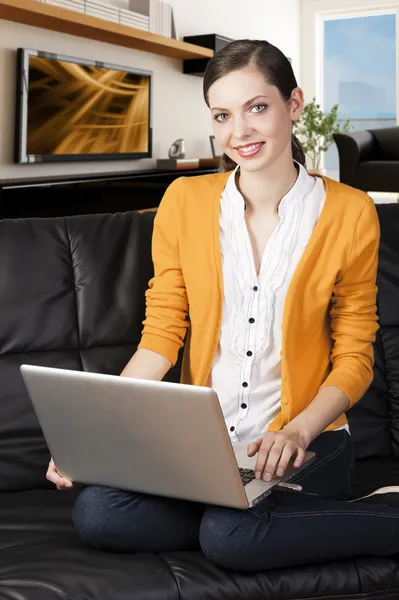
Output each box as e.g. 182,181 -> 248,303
203,39 -> 306,172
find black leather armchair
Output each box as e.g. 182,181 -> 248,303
334,126 -> 399,192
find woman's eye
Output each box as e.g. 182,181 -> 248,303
251,104 -> 267,113
215,113 -> 229,123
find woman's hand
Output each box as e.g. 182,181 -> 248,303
46,458 -> 73,490
247,427 -> 309,481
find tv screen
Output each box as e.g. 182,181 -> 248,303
15,48 -> 152,163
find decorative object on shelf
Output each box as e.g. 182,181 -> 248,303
183,34 -> 233,76
156,157 -> 220,170
37,0 -> 150,31
209,135 -> 222,159
168,138 -> 185,159
293,98 -> 352,172
157,158 -> 199,170
129,0 -> 176,38
171,8 -> 178,39
198,157 -> 220,169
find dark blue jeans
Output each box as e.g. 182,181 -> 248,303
73,431 -> 399,571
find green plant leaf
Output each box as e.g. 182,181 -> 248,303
293,98 -> 353,169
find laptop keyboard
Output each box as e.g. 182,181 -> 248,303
239,468 -> 256,486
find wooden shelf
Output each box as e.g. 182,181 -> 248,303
0,0 -> 215,60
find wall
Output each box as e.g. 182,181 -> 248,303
0,0 -> 301,179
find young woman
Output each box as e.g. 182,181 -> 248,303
47,39 -> 399,571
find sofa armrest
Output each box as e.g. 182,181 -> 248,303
333,130 -> 375,186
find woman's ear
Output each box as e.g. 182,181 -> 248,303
290,88 -> 304,122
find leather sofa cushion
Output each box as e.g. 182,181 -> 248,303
0,489 -> 179,600
356,161 -> 399,192
0,212 -> 154,492
1,489 -> 398,600
347,204 -> 399,459
162,553 -> 399,600
351,456 -> 399,499
0,211 -> 184,493
347,330 -> 392,459
372,127 -> 399,160
374,204 -> 399,328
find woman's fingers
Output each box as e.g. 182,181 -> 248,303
263,439 -> 289,481
276,442 -> 297,477
294,446 -> 307,468
248,431 -> 307,481
247,438 -> 263,457
46,459 -> 73,490
254,434 -> 275,479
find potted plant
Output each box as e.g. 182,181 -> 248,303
293,98 -> 352,172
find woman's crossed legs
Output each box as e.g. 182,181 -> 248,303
73,431 -> 399,570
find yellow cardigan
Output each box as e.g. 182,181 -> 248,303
138,171 -> 380,432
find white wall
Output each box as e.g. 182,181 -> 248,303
0,0 -> 301,179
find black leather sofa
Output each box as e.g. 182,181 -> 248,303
1,201 -> 399,600
333,126 -> 399,192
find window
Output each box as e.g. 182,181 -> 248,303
323,13 -> 397,177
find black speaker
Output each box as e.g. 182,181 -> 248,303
183,34 -> 233,76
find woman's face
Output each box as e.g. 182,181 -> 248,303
207,65 -> 303,173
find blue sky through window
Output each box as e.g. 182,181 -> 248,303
324,14 -> 397,119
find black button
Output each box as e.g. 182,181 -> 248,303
241,403 -> 247,409
242,382 -> 248,388
230,426 -> 235,432
253,286 -> 258,291
249,318 -> 255,324
246,351 -> 253,357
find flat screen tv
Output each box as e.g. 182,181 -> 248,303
15,48 -> 153,164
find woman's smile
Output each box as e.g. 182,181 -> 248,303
234,142 -> 265,159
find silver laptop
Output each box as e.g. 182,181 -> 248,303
20,364 -> 316,509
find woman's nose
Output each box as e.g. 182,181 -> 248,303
233,116 -> 252,140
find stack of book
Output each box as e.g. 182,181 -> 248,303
36,0 -> 176,36
36,0 -> 150,31
84,0 -> 123,23
129,0 -> 176,38
36,0 -> 86,13
119,7 -> 149,31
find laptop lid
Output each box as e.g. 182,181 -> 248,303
20,365 -> 250,509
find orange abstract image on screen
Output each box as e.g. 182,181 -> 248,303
27,56 -> 150,156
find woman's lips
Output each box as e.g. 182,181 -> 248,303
234,142 -> 265,158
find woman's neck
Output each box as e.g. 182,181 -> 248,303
236,159 -> 299,216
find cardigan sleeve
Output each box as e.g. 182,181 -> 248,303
319,196 -> 380,407
138,178 -> 189,366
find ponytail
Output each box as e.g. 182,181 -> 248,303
292,134 -> 306,167
218,153 -> 237,172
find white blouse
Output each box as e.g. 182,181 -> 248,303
208,163 -> 347,443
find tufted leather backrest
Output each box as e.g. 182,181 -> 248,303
347,203 -> 399,459
0,211 -> 164,491
371,127 -> 399,160
0,205 -> 398,492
